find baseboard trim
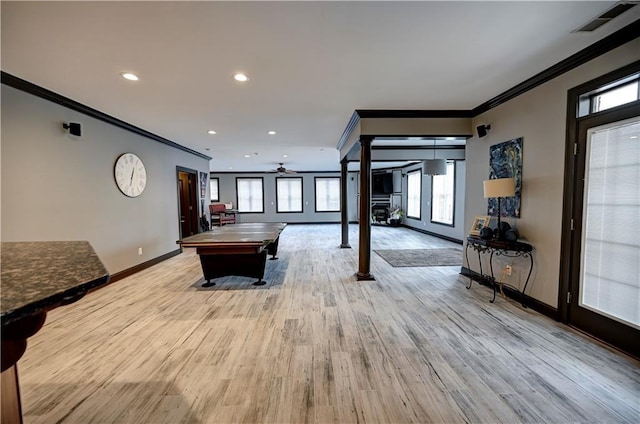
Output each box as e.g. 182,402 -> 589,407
109,249 -> 182,283
460,266 -> 558,320
402,225 -> 463,245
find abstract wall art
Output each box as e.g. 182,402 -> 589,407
489,137 -> 523,218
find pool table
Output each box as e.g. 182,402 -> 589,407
177,223 -> 286,286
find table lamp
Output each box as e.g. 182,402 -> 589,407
483,177 -> 515,240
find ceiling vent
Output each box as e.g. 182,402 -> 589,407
573,2 -> 638,32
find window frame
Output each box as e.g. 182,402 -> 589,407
235,177 -> 265,213
209,177 -> 220,202
314,176 -> 341,213
276,176 -> 304,213
406,169 -> 422,220
430,161 -> 456,227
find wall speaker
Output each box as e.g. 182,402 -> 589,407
476,124 -> 491,138
63,122 -> 82,136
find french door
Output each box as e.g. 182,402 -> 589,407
568,104 -> 640,356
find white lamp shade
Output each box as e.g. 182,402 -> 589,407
423,159 -> 447,175
483,177 -> 515,198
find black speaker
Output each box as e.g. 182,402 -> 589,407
476,124 -> 491,138
479,227 -> 493,240
504,228 -> 519,242
63,122 -> 82,136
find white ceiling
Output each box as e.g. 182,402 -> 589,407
2,1 -> 638,172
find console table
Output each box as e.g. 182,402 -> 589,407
464,236 -> 533,306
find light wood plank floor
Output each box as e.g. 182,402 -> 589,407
18,224 -> 640,423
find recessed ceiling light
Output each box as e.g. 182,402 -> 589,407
244,154 -> 251,158
283,154 -> 288,158
228,166 -> 233,170
233,73 -> 249,82
207,130 -> 217,135
445,137 -> 456,140
121,72 -> 139,81
268,131 -> 276,135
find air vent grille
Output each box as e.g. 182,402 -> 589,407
573,3 -> 638,32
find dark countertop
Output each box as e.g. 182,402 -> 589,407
1,241 -> 110,326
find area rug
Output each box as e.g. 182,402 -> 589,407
374,248 -> 462,267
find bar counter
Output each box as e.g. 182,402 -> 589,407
1,241 -> 110,424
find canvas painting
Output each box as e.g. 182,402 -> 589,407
199,171 -> 208,199
489,137 -> 523,218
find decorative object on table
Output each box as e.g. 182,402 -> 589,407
388,206 -> 403,226
114,152 -> 146,197
483,177 -> 516,240
504,227 -> 520,242
479,226 -> 494,240
470,215 -> 492,236
489,137 -> 522,217
374,248 -> 462,267
199,171 -> 208,198
423,139 -> 447,175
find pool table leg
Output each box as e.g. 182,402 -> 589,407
202,280 -> 216,287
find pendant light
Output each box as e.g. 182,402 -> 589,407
423,139 -> 446,175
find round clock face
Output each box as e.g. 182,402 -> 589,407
114,153 -> 147,197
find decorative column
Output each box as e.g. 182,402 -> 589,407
340,159 -> 351,248
357,136 -> 375,280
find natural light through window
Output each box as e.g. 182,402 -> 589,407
210,178 -> 219,202
237,178 -> 263,212
315,177 -> 340,212
407,170 -> 421,219
593,81 -> 639,113
431,161 -> 455,225
276,178 -> 303,213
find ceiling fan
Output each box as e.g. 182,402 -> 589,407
271,163 -> 297,176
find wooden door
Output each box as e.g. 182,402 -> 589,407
177,170 -> 198,237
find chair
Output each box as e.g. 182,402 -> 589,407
209,203 -> 236,227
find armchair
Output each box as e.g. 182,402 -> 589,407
209,203 -> 237,227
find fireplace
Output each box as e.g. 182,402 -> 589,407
372,203 -> 389,223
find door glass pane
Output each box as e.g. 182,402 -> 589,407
579,117 -> 640,329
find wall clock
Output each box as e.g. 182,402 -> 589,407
114,153 -> 147,197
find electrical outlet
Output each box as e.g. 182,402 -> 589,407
505,264 -> 512,276
138,247 -> 143,256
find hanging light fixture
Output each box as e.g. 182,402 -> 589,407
423,139 -> 447,175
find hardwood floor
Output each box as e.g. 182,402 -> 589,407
18,224 -> 640,423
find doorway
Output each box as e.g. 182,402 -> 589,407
561,64 -> 640,357
177,167 -> 199,238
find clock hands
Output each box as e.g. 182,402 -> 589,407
130,163 -> 136,184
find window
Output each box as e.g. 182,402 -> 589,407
406,169 -> 421,219
210,178 -> 219,202
579,73 -> 640,117
236,177 -> 264,213
431,161 -> 455,226
315,177 -> 340,212
592,80 -> 639,113
276,177 -> 303,213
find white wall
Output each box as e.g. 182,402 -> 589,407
464,39 -> 640,308
211,172 -> 342,223
1,85 -> 210,274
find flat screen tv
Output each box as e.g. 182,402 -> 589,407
372,173 -> 393,195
